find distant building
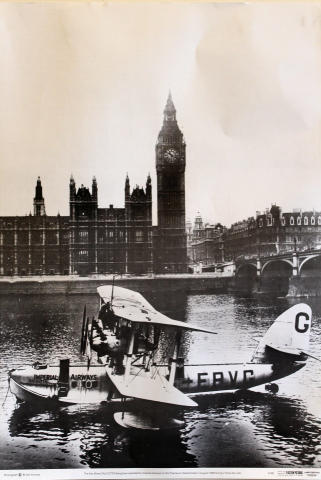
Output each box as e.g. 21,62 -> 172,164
155,93 -> 187,273
0,94 -> 188,277
186,219 -> 193,262
188,205 -> 321,269
0,178 -> 69,276
252,205 -> 321,258
189,213 -> 225,267
222,205 -> 321,263
69,174 -> 153,275
0,175 -> 153,276
223,217 -> 255,262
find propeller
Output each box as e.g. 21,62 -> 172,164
86,317 -> 95,370
80,305 -> 87,354
82,317 -> 89,356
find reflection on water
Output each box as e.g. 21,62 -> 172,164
185,390 -> 321,467
0,291 -> 321,469
7,402 -> 197,468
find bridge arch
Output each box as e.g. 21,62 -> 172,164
235,263 -> 257,277
260,259 -> 293,296
235,263 -> 258,294
299,254 -> 321,275
261,258 -> 293,274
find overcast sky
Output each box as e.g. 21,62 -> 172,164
0,1 -> 321,226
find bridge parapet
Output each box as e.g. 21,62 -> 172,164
236,249 -> 321,277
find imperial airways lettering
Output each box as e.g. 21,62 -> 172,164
34,374 -> 58,381
33,374 -> 98,382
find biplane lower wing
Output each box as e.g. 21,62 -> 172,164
105,367 -> 197,407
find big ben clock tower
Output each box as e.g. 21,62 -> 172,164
155,92 -> 187,273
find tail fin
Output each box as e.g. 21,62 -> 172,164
252,303 -> 312,363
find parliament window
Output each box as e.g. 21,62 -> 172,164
304,216 -> 308,225
311,217 -> 315,225
135,230 -> 143,242
79,231 -> 88,243
297,217 -> 301,225
290,217 -> 294,225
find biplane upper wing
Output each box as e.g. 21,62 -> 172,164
97,285 -> 217,335
105,366 -> 197,407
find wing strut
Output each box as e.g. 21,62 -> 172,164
169,332 -> 181,385
111,275 -> 116,307
302,351 -> 321,363
124,326 -> 136,382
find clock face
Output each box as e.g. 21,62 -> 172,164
164,148 -> 179,163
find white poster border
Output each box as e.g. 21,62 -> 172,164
1,468 -> 321,480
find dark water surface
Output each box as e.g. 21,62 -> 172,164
0,291 -> 321,469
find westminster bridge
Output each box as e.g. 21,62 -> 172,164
235,248 -> 321,296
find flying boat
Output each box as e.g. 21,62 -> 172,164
8,285 -> 315,429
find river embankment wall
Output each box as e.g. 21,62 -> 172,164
1,274 -> 319,297
0,274 -> 235,295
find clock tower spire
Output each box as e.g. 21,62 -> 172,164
164,91 -> 176,122
155,93 -> 187,273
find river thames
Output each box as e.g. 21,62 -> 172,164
0,291 -> 321,470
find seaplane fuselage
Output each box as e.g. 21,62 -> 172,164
9,357 -> 305,406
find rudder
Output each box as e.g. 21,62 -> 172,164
252,303 -> 312,363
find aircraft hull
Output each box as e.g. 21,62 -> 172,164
9,364 -> 119,405
9,361 -> 305,407
9,376 -> 60,405
175,362 -> 305,394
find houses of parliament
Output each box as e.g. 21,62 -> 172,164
0,94 -> 188,276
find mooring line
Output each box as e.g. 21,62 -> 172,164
2,380 -> 11,407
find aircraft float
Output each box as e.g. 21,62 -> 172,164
8,285 -> 315,430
